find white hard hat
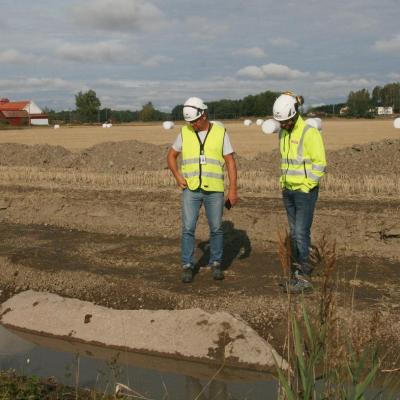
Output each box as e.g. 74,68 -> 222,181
183,97 -> 208,122
273,94 -> 298,121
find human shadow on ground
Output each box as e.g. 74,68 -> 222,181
196,221 -> 252,271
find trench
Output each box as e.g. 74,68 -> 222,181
0,325 -> 277,399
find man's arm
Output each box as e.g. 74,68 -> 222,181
223,153 -> 238,206
167,147 -> 187,189
305,130 -> 326,189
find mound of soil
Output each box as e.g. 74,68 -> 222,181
67,140 -> 171,172
234,138 -> 400,177
0,138 -> 399,176
326,138 -> 400,176
0,143 -> 73,168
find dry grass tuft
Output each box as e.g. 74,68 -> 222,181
0,166 -> 398,198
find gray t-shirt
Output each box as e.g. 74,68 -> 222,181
172,128 -> 234,156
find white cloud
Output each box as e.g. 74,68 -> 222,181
56,41 -> 134,63
0,49 -> 34,64
388,72 -> 400,80
314,78 -> 378,89
315,71 -> 335,79
269,37 -> 297,47
0,77 -> 73,92
72,0 -> 168,33
237,63 -> 309,80
142,55 -> 173,67
373,34 -> 400,53
232,47 -> 267,58
184,17 -> 228,40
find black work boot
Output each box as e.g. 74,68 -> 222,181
181,266 -> 194,283
210,262 -> 224,281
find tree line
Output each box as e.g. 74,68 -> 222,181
46,82 -> 399,124
311,82 -> 400,118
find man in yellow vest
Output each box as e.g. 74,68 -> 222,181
167,97 -> 238,283
273,92 -> 326,293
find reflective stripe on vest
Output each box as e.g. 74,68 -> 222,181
181,123 -> 225,192
280,121 -> 325,189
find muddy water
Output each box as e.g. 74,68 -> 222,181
0,326 -> 277,399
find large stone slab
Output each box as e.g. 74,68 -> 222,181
0,290 -> 287,373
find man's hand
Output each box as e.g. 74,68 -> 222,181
176,175 -> 187,189
167,147 -> 187,189
227,189 -> 239,206
224,153 -> 239,207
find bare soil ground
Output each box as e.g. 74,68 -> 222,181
0,121 -> 399,360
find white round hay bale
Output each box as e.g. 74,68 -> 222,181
243,119 -> 253,126
305,118 -> 322,130
211,120 -> 225,128
256,119 -> 264,126
261,119 -> 280,134
162,121 -> 175,130
394,117 -> 400,129
54,124 -> 60,129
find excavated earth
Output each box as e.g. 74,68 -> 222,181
0,139 -> 399,363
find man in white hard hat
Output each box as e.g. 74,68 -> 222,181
273,92 -> 327,293
167,97 -> 238,283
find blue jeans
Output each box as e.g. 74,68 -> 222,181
181,189 -> 224,268
282,187 -> 319,275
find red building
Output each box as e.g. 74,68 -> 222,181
0,98 -> 49,126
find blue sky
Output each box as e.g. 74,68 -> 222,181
1,0 -> 399,111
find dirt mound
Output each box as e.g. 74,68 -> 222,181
67,140 -> 170,172
237,138 -> 400,177
0,143 -> 73,168
0,138 -> 398,176
0,141 -> 170,172
326,138 -> 400,176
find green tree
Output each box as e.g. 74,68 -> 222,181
75,90 -> 101,123
347,89 -> 371,117
139,102 -> 157,121
371,85 -> 383,107
382,82 -> 400,112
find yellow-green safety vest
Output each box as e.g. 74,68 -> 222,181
279,115 -> 327,193
181,123 -> 225,192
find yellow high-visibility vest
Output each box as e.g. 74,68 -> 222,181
280,115 -> 327,193
181,123 -> 225,192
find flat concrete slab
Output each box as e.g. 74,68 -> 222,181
0,291 -> 287,373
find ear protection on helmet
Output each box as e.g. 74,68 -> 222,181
282,91 -> 304,111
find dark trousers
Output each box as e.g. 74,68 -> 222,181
282,186 -> 319,276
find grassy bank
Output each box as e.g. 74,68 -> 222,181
276,234 -> 400,399
0,370 -> 125,399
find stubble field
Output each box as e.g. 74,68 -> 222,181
0,118 -> 399,361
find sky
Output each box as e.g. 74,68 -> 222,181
1,0 -> 400,111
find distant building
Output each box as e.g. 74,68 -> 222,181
376,106 -> 393,115
0,98 -> 49,126
339,106 -> 349,115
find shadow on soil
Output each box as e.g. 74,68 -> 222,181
196,220 -> 252,270
0,222 -> 398,308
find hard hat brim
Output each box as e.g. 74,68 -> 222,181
273,111 -> 297,122
183,107 -> 205,122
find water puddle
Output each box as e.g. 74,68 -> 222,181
0,325 -> 278,399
